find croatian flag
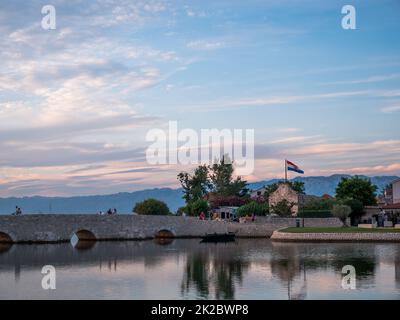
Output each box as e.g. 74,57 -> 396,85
286,160 -> 304,174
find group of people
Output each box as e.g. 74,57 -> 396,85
12,206 -> 22,215
98,208 -> 118,215
242,213 -> 256,223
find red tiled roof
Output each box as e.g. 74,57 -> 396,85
382,203 -> 400,209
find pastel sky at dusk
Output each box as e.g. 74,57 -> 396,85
0,0 -> 399,197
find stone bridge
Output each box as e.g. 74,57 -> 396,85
0,215 -> 344,243
0,215 -> 275,243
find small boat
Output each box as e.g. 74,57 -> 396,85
200,232 -> 236,243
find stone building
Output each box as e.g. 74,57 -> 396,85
393,178 -> 400,204
269,183 -> 301,216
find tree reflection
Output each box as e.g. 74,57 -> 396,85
270,242 -> 377,296
395,247 -> 400,289
181,246 -> 250,299
270,244 -> 307,299
182,253 -> 210,298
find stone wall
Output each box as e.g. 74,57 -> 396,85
393,179 -> 400,203
271,230 -> 400,242
254,216 -> 345,227
0,214 -> 346,243
268,184 -> 299,215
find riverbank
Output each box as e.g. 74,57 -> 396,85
271,227 -> 400,242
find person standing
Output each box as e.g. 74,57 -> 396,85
14,206 -> 22,215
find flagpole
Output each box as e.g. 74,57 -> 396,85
285,159 -> 287,181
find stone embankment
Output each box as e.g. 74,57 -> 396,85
271,230 -> 400,242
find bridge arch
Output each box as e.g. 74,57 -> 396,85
154,229 -> 175,238
0,232 -> 13,243
74,229 -> 97,241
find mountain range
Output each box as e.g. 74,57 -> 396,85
0,174 -> 397,214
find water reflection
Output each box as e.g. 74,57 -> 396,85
74,240 -> 96,250
0,243 -> 12,254
0,239 -> 399,299
395,250 -> 400,290
154,237 -> 174,246
269,242 -> 379,298
181,245 -> 249,299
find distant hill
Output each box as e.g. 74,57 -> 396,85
0,188 -> 184,215
0,175 -> 397,214
248,174 -> 398,197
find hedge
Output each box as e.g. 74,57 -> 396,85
297,210 -> 332,218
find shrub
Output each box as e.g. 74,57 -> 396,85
236,201 -> 269,217
133,198 -> 170,215
187,199 -> 210,217
331,204 -> 351,227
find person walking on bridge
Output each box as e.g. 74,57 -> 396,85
13,206 -> 22,215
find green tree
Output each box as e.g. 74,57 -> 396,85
303,197 -> 335,211
236,201 -> 269,217
331,204 -> 351,227
209,155 -> 248,197
342,198 -> 364,221
133,198 -> 170,215
263,183 -> 279,199
177,165 -> 211,203
187,199 -> 210,217
177,206 -> 187,216
290,181 -> 305,194
270,199 -> 295,217
335,176 -> 377,206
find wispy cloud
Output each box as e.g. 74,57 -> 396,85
270,135 -> 321,144
321,73 -> 400,85
278,128 -> 303,133
187,40 -> 227,50
381,105 -> 400,113
185,90 -> 385,111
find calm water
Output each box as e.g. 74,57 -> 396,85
0,239 -> 399,299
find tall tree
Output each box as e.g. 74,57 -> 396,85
177,164 -> 211,203
209,156 -> 248,197
335,176 -> 377,206
290,181 -> 305,194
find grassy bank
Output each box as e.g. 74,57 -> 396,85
281,227 -> 400,233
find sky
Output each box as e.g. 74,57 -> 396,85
0,0 -> 399,197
